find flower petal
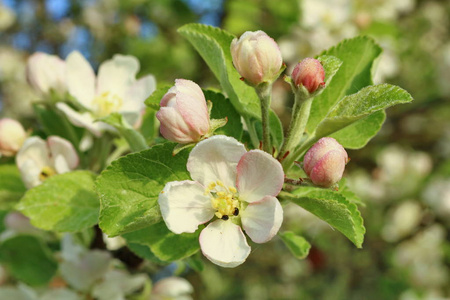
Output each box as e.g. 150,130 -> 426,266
122,74 -> 156,113
66,51 -> 96,109
152,277 -> 193,298
97,54 -> 139,98
241,196 -> 283,243
199,220 -> 250,268
56,103 -> 104,137
236,150 -> 284,203
47,136 -> 79,171
16,136 -> 50,188
156,107 -> 200,143
187,135 -> 246,187
158,180 -> 215,234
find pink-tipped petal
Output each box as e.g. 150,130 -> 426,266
199,220 -> 251,268
241,196 -> 283,243
236,150 -> 284,203
47,136 -> 79,170
158,181 -> 215,234
156,107 -> 200,143
303,137 -> 347,175
309,150 -> 346,187
187,135 -> 246,187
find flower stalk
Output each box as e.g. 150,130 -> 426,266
255,83 -> 272,153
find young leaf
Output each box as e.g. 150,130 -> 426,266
16,171 -> 99,232
96,143 -> 190,237
178,23 -> 261,119
279,231 -> 311,259
330,111 -> 386,149
283,187 -> 365,248
204,90 -> 243,140
306,36 -> 382,139
317,55 -> 342,86
0,235 -> 57,286
0,164 -> 26,210
315,84 -> 413,138
144,85 -> 171,110
123,221 -> 201,262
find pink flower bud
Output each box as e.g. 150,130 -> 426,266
156,79 -> 210,144
0,118 -> 26,157
291,58 -> 325,93
26,52 -> 66,96
231,31 -> 283,85
303,137 -> 348,188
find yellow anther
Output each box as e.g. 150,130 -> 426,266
229,186 -> 237,194
217,181 -> 225,187
39,166 -> 57,181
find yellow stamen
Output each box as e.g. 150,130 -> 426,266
92,92 -> 123,118
39,166 -> 57,181
206,180 -> 240,220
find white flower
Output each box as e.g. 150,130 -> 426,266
151,277 -> 194,300
26,52 -> 67,96
56,51 -> 156,137
158,135 -> 284,268
16,136 -> 79,188
0,118 -> 26,157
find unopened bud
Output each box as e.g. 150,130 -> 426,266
0,118 -> 26,157
231,31 -> 283,86
291,58 -> 325,94
156,79 -> 210,144
303,137 -> 348,188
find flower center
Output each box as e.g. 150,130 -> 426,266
39,166 -> 56,181
92,92 -> 123,118
206,180 -> 240,220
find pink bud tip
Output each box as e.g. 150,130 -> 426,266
303,137 -> 348,188
291,58 -> 325,93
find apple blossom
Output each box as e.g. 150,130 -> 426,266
291,58 -> 325,94
151,277 -> 194,300
303,137 -> 348,188
156,79 -> 210,144
16,136 -> 79,188
26,52 -> 67,96
0,118 -> 26,157
56,51 -> 156,136
231,30 -> 283,85
158,135 -> 284,267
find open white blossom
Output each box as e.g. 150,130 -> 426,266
56,51 -> 156,136
159,135 -> 284,267
16,136 -> 79,188
151,277 -> 194,300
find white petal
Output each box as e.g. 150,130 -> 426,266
158,181 -> 215,234
199,220 -> 250,268
122,74 -> 156,113
97,54 -> 139,98
236,150 -> 284,203
241,196 -> 283,243
47,136 -> 79,170
66,51 -> 96,109
187,135 -> 246,187
56,103 -> 104,137
16,137 -> 50,188
152,277 -> 193,298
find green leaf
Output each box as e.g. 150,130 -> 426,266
100,113 -> 148,152
269,110 -> 284,152
279,231 -> 311,259
144,85 -> 171,110
331,110 -> 386,149
317,55 -> 342,86
16,171 -> 99,232
0,164 -> 26,210
127,242 -> 166,264
123,221 -> 200,262
96,143 -> 190,237
338,178 -> 364,206
285,187 -> 365,248
178,23 -> 261,119
0,235 -> 57,286
307,36 -> 382,133
315,84 -> 413,138
205,90 -> 243,140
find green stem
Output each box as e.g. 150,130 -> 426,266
278,92 -> 314,172
243,116 -> 259,149
281,135 -> 317,172
255,84 -> 272,153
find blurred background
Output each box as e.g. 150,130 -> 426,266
0,0 -> 449,299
